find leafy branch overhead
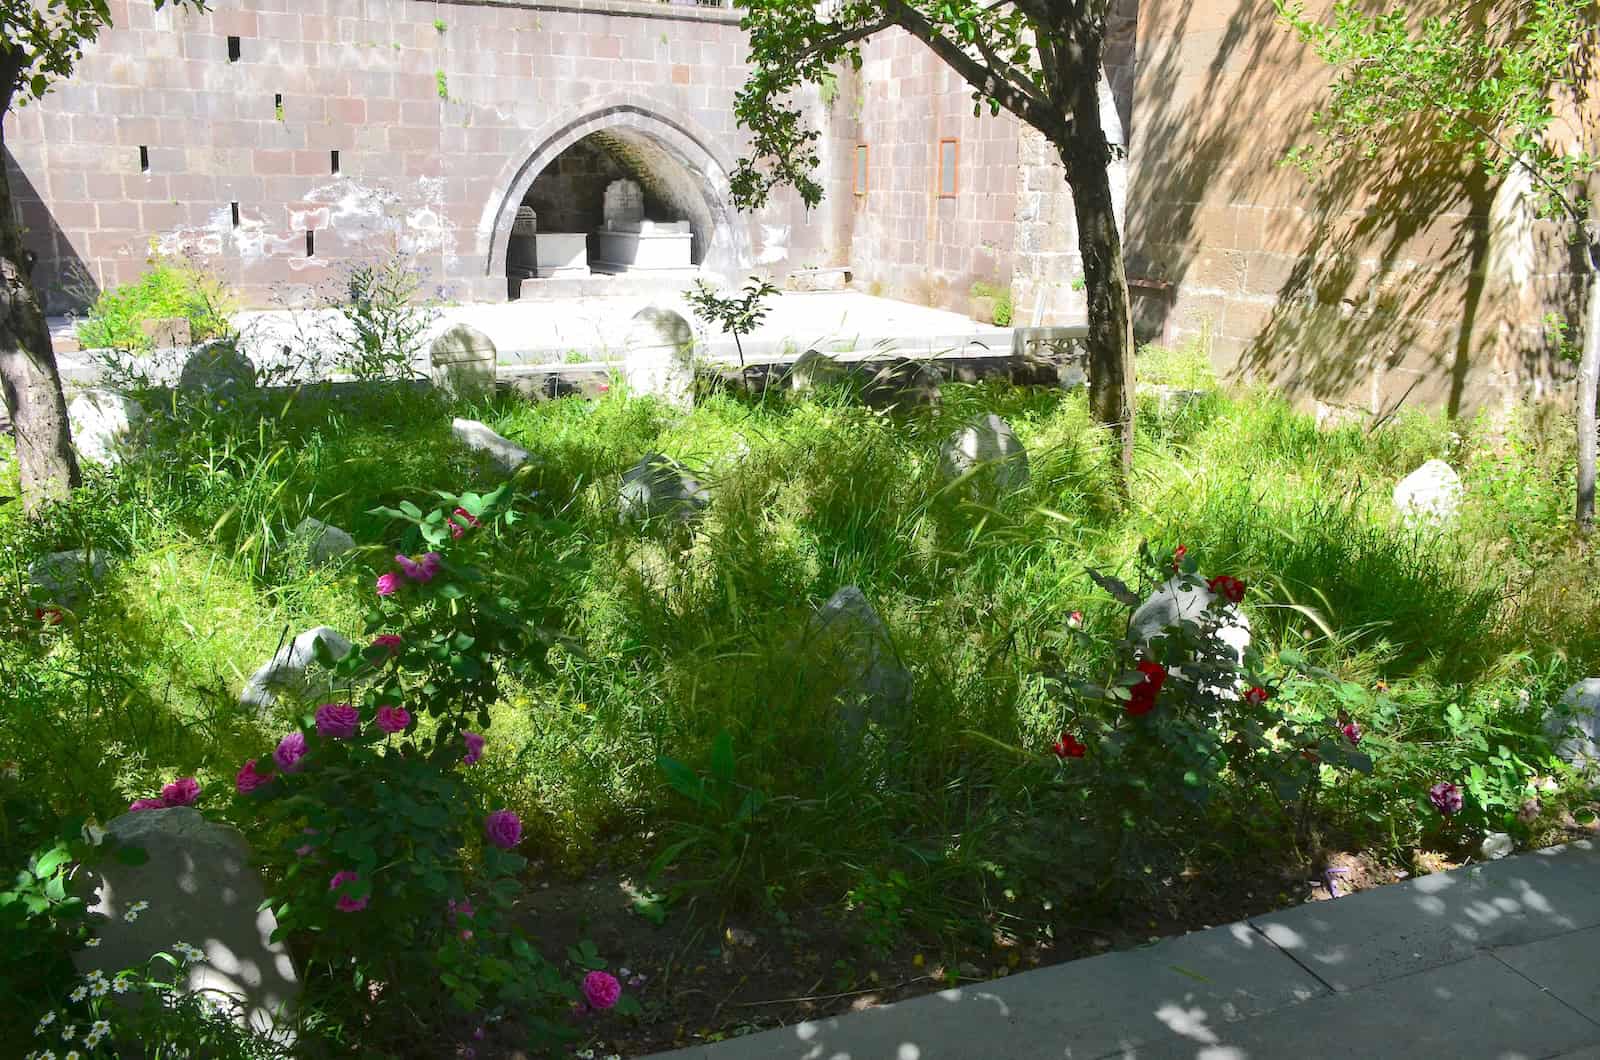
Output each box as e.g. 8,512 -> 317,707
731,0 -> 1110,210
0,0 -> 209,106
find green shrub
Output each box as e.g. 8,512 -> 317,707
970,280 -> 1014,326
75,257 -> 233,352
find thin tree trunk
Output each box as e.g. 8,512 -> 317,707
1053,32 -> 1136,487
0,117 -> 81,513
1576,236 -> 1600,533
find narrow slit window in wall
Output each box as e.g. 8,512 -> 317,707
330,150 -> 340,175
938,139 -> 959,198
305,230 -> 315,257
854,145 -> 869,196
139,145 -> 149,172
227,36 -> 241,62
230,202 -> 240,228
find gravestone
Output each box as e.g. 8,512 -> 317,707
1546,679 -> 1600,770
508,206 -> 538,278
239,626 -> 351,712
74,807 -> 298,1041
787,349 -> 846,392
1393,460 -> 1462,527
451,418 -> 532,472
937,414 -> 1029,496
618,453 -> 708,524
429,324 -> 497,397
28,548 -> 109,610
622,306 -> 696,407
69,388 -> 143,466
1131,576 -> 1252,697
861,359 -> 941,409
807,586 -> 913,735
289,517 -> 356,568
603,179 -> 645,229
178,339 -> 257,402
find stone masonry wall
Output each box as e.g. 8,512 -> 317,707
1,0 -> 837,313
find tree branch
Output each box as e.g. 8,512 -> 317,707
796,14 -> 897,64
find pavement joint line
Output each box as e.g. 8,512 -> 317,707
1245,917 -> 1338,995
1485,947 -> 1600,1033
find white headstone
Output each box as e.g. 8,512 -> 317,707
451,418 -> 532,472
1393,460 -> 1462,527
1130,576 -> 1252,698
239,626 -> 352,712
623,306 -> 696,407
429,324 -> 497,397
69,389 -> 142,466
603,179 -> 645,230
290,517 -> 356,568
1547,679 -> 1600,770
28,548 -> 109,609
809,586 -> 913,735
938,414 -> 1030,496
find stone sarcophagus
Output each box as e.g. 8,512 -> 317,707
593,219 -> 694,273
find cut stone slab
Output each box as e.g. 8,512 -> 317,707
618,453 -> 708,524
239,626 -> 352,711
73,807 -> 298,1041
645,921 -> 1327,1060
1547,679 -> 1600,770
429,323 -> 497,397
806,586 -> 912,734
1495,923 -> 1600,1022
1393,458 -> 1462,526
290,517 -> 356,568
28,548 -> 110,609
860,359 -> 941,409
178,339 -> 257,400
1250,839 -> 1600,993
1134,953 -> 1600,1060
937,413 -> 1029,496
69,388 -> 142,466
623,306 -> 696,407
451,417 -> 531,472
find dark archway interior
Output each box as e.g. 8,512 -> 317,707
513,127 -> 714,285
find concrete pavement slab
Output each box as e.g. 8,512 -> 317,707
1495,925 -> 1600,1023
1250,840 -> 1600,992
1132,953 -> 1600,1060
646,921 -> 1327,1060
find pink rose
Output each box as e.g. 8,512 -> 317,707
484,809 -> 521,850
582,970 -> 621,1011
376,572 -> 401,597
329,870 -> 368,912
449,507 -> 480,539
463,730 -> 485,766
128,798 -> 167,812
372,634 -> 403,656
274,731 -> 308,773
295,827 -> 319,858
315,703 -> 359,739
374,704 -> 411,734
235,758 -> 273,794
396,552 -> 442,583
160,777 -> 201,807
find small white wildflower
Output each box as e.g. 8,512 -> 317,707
129,900 -> 149,912
89,1021 -> 109,1038
65,1052 -> 82,1060
83,938 -> 100,948
88,980 -> 109,998
60,1024 -> 76,1040
83,1030 -> 103,1048
111,976 -> 132,995
68,987 -> 87,1003
34,1010 -> 57,1034
121,910 -> 139,923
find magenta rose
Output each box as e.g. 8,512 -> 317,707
582,970 -> 621,1011
376,572 -> 400,597
483,809 -> 521,850
1428,781 -> 1463,816
160,777 -> 201,807
128,798 -> 167,812
374,704 -> 411,734
235,758 -> 273,794
372,634 -> 403,656
328,870 -> 368,912
274,732 -> 308,773
462,730 -> 485,766
315,703 -> 359,739
395,552 -> 442,584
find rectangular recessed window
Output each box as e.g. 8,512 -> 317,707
274,93 -> 283,119
230,202 -> 240,228
139,145 -> 150,172
854,144 -> 868,196
305,230 -> 315,257
227,36 -> 241,62
938,138 -> 959,198
330,150 -> 340,175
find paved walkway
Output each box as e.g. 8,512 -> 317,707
647,840 -> 1600,1060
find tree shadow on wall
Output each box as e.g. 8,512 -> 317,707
1127,0 -> 1576,418
3,145 -> 97,315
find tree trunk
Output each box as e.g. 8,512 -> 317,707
0,118 -> 80,513
1576,235 -> 1600,533
1052,33 -> 1136,487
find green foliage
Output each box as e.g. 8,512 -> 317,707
970,281 -> 1014,326
433,17 -> 447,32
436,68 -> 448,100
319,253 -> 438,381
1,0 -> 208,107
684,276 -> 779,370
653,730 -> 776,902
75,256 -> 233,353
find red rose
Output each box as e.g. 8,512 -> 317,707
1245,685 -> 1269,705
1126,684 -> 1158,716
1051,733 -> 1087,759
1207,575 -> 1247,604
1172,544 -> 1188,571
1136,659 -> 1168,690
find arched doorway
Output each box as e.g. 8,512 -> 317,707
483,103 -> 750,298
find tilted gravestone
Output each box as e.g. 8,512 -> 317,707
69,388 -> 143,466
28,548 -> 110,610
1131,576 -> 1252,700
178,340 -> 257,403
289,517 -> 356,568
239,626 -> 351,712
805,586 -> 913,737
429,324 -> 497,398
618,453 -> 708,525
937,414 -> 1030,497
1393,459 -> 1462,527
74,807 -> 298,1042
1546,679 -> 1600,771
451,418 -> 532,472
787,349 -> 846,393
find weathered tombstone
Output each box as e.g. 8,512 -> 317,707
937,414 -> 1029,496
74,807 -> 298,1041
1131,576 -> 1252,697
429,324 -> 497,398
239,626 -> 352,712
618,453 -> 708,524
1393,459 -> 1462,527
806,586 -> 913,735
1145,384 -> 1210,415
451,418 -> 532,472
508,205 -> 538,278
787,349 -> 846,392
622,306 -> 696,407
28,548 -> 109,610
1546,679 -> 1600,770
602,178 -> 645,229
861,359 -> 941,410
178,339 -> 257,403
289,517 -> 356,568
69,388 -> 143,466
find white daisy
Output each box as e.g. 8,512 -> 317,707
88,980 -> 109,998
111,976 -> 132,995
83,938 -> 100,948
89,1021 -> 109,1037
83,1030 -> 103,1048
59,1024 -> 76,1040
34,1011 -> 56,1034
65,1052 -> 81,1060
68,987 -> 87,1003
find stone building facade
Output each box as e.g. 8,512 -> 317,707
3,0 -> 1591,414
